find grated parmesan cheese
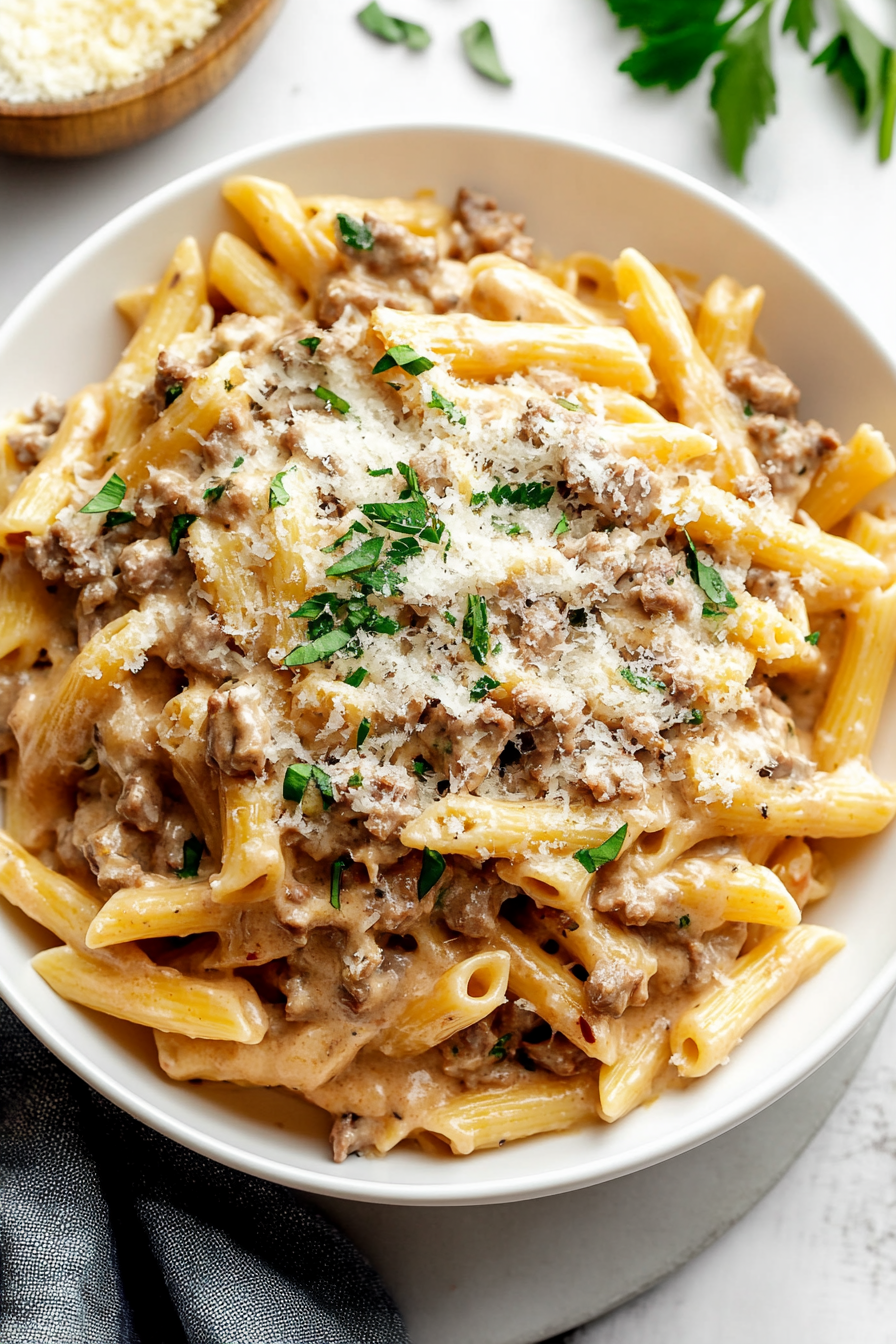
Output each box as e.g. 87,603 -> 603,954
0,0 -> 225,104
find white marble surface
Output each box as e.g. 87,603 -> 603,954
2,1 -> 896,1338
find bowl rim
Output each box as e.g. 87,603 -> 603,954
1,122 -> 895,1206
0,0 -> 278,121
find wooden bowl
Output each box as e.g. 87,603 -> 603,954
0,0 -> 283,159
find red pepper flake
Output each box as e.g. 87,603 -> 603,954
246,952 -> 258,961
578,1015 -> 595,1044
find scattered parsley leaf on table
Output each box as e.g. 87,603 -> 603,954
357,2 -> 430,51
461,19 -> 512,86
782,0 -> 816,50
815,0 -> 887,124
711,1 -> 777,179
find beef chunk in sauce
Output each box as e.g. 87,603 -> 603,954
725,354 -> 800,418
449,188 -> 534,266
206,682 -> 271,777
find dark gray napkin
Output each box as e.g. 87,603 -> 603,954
0,999 -> 409,1344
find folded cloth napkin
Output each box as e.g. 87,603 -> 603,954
0,1000 -> 409,1344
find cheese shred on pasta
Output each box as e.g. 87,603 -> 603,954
0,182 -> 894,1161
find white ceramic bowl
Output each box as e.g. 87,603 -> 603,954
1,127 -> 895,1207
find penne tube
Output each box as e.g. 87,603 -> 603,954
371,308 -> 657,396
157,682 -> 223,861
209,231 -> 304,321
526,905 -> 656,993
223,176 -> 340,295
113,351 -> 247,482
401,796 -> 636,860
614,248 -> 758,485
669,854 -> 800,928
722,592 -> 819,677
0,829 -> 101,948
155,1004 -> 377,1091
262,456 -> 325,653
0,385 -> 107,541
33,944 -> 268,1044
595,421 -> 717,465
467,254 -> 609,326
189,518 -> 268,652
493,918 -> 618,1063
420,1074 -> 601,1155
297,192 -> 451,236
668,480 -> 888,595
0,553 -> 68,668
496,852 -> 594,917
770,837 -> 835,909
211,777 -> 285,903
813,581 -> 896,771
86,881 -> 231,949
695,274 -> 765,370
289,672 -> 374,753
686,747 -> 896,838
379,951 -> 510,1057
115,283 -> 156,329
846,509 -> 896,580
593,386 -> 665,424
599,1016 -> 671,1122
800,424 -> 895,531
670,924 -> 845,1077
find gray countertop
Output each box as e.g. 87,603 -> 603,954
3,2 -> 895,1338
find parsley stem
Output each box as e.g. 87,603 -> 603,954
881,49 -> 896,163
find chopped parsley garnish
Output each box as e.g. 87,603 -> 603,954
325,535 -> 385,577
175,835 -> 204,880
463,594 -> 490,665
368,466 -> 393,476
556,397 -> 583,412
283,763 -> 334,809
105,510 -> 136,528
80,473 -> 127,514
269,465 -> 296,509
290,592 -> 341,620
283,627 -> 357,667
489,1032 -> 513,1061
361,498 -> 428,534
461,17 -> 512,85
299,335 -> 321,353
684,530 -> 737,614
805,630 -> 821,645
412,756 -> 433,778
679,914 -> 692,929
688,708 -> 705,725
283,596 -> 399,668
743,403 -> 755,417
321,520 -> 370,553
164,383 -> 184,407
348,771 -> 363,787
169,514 -> 196,554
372,344 -> 435,378
344,666 -> 368,687
553,513 -> 570,536
574,823 -> 628,874
313,385 -> 350,414
224,379 -> 234,392
427,388 -> 466,425
620,666 -> 665,694
330,856 -> 349,909
336,212 -> 374,251
356,717 -> 371,748
443,610 -> 457,627
473,480 -> 556,510
491,517 -> 526,538
204,483 -> 226,503
357,1 -> 430,50
418,846 -> 447,899
470,673 -> 500,702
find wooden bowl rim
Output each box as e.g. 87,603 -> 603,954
0,0 -> 275,122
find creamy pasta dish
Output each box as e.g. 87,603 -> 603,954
1,179 -> 895,1161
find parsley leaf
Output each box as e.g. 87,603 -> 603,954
488,480 -> 555,509
313,385 -> 350,414
204,483 -> 226,503
368,466 -> 393,477
283,627 -> 356,667
321,520 -> 370,553
348,771 -> 363,787
463,594 -> 490,666
105,510 -> 136,528
336,212 -> 374,251
164,383 -> 183,407
443,610 -> 457,627
782,0 -> 816,51
620,666 -> 665,694
684,531 -> 738,612
412,756 -> 433,778
418,847 -> 447,899
290,592 -> 341,620
283,763 -> 334,808
679,914 -> 692,929
489,1032 -> 513,1061
299,335 -> 321,353
169,514 -> 196,554
330,855 -> 349,909
470,673 -> 500,702
372,344 -> 435,377
427,388 -> 466,425
556,396 -> 584,411
345,666 -> 368,687
805,630 -> 821,645
356,717 -> 371,748
361,498 -> 429,534
357,1 -> 430,50
688,708 -> 705,725
325,535 -> 385,577
621,17 -> 730,93
553,513 -> 570,536
461,19 -> 512,85
80,474 -> 127,514
175,835 -> 204,880
711,1 -> 777,178
269,465 -> 295,509
574,823 -> 628,874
